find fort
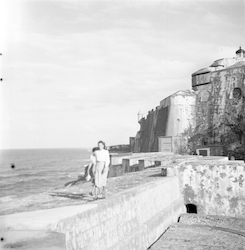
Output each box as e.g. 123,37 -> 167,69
132,47 -> 245,159
0,49 -> 245,249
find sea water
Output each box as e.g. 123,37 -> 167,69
0,148 -> 92,201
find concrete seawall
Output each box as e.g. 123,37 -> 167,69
56,177 -> 185,250
177,160 -> 245,217
0,166 -> 185,250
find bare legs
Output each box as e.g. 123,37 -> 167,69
92,186 -> 105,200
92,164 -> 107,200
94,186 -> 98,200
101,186 -> 106,198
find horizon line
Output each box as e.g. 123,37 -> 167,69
0,147 -> 92,150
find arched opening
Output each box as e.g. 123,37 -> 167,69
233,87 -> 242,100
186,204 -> 197,213
201,91 -> 210,102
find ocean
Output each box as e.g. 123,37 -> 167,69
0,148 -> 92,201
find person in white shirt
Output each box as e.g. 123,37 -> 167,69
94,141 -> 110,199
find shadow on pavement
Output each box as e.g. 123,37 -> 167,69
49,192 -> 94,202
148,173 -> 164,178
64,179 -> 86,187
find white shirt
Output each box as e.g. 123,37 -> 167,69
90,155 -> 96,165
95,149 -> 110,167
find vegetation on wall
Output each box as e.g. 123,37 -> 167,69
177,99 -> 245,159
223,99 -> 245,159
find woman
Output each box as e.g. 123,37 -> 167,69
94,140 -> 110,199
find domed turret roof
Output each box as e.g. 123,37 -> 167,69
236,46 -> 245,54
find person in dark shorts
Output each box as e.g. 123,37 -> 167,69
87,147 -> 99,197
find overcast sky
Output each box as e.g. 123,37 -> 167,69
0,0 -> 244,149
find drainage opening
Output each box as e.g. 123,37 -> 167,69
186,204 -> 197,213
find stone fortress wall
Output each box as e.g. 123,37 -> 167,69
133,48 -> 245,154
194,61 -> 245,145
133,90 -> 196,152
177,160 -> 245,217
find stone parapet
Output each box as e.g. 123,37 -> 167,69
56,177 -> 185,250
177,160 -> 245,217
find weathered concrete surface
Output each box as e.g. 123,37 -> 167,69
179,213 -> 245,233
0,204 -> 97,231
148,223 -> 245,250
110,152 -> 174,176
149,213 -> 245,250
0,231 -> 65,250
110,153 -> 207,177
177,160 -> 245,217
111,152 -> 173,165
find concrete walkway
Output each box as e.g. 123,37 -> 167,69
0,166 -> 166,216
149,214 -> 245,250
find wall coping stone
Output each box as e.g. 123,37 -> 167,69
0,204 -> 97,231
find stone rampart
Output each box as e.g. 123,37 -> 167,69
0,175 -> 185,250
56,177 -> 185,250
177,160 -> 245,217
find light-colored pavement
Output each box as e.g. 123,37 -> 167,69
149,214 -> 245,250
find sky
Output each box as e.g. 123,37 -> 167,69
0,0 -> 245,149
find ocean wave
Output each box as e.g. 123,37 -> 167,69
0,148 -> 91,198
0,174 -> 13,178
17,177 -> 52,183
0,196 -> 15,203
0,172 -> 37,179
0,177 -> 51,189
0,167 -> 34,172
